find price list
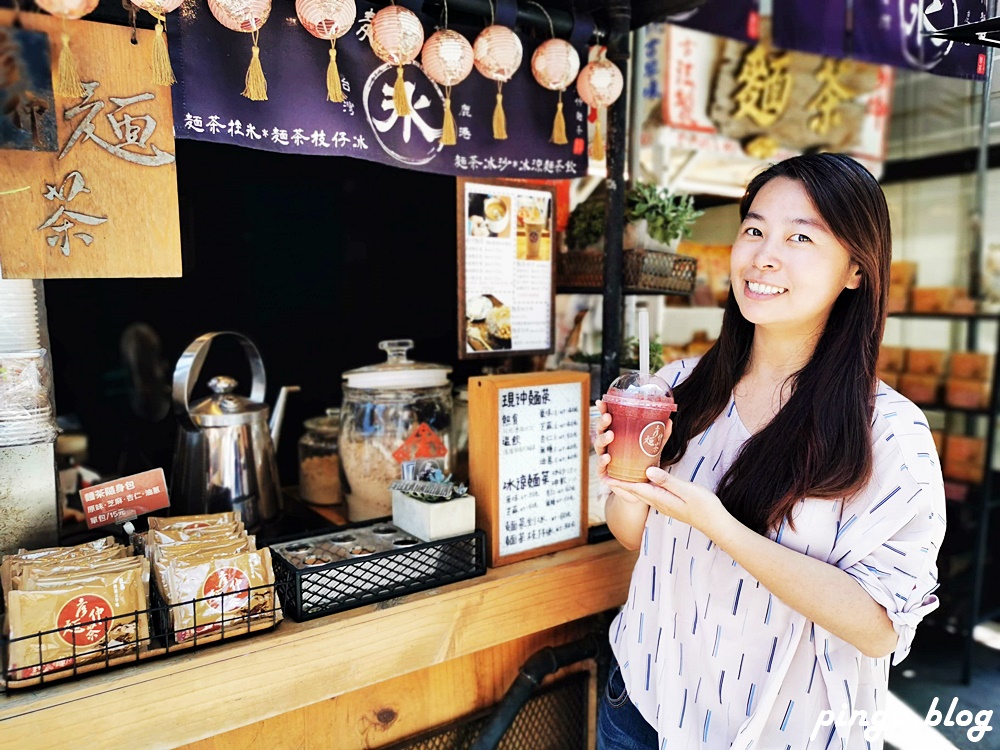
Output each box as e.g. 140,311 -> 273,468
497,382 -> 583,557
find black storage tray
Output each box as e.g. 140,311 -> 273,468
271,524 -> 487,621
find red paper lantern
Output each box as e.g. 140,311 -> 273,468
207,0 -> 272,100
422,29 -> 474,147
296,0 -> 356,103
369,4 -> 424,117
473,25 -> 523,140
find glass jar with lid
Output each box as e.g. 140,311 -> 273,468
340,340 -> 452,522
298,408 -> 342,506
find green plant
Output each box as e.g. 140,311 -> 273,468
568,337 -> 664,373
565,184 -> 704,250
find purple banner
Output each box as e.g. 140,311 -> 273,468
169,0 -> 589,179
772,0 -> 848,58
664,0 -> 760,43
851,0 -> 987,80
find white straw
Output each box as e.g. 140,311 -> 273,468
638,309 -> 650,381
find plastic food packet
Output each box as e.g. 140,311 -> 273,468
6,565 -> 149,681
20,556 -> 148,594
147,523 -> 245,548
3,543 -> 129,605
147,512 -> 240,532
153,538 -> 255,602
167,548 -> 280,643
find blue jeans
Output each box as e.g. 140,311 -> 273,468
597,655 -> 659,750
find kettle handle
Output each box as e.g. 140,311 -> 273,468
172,332 -> 267,430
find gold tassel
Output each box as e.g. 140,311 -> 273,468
551,94 -> 568,145
441,93 -> 457,146
56,30 -> 83,99
590,118 -> 605,161
493,88 -> 507,140
242,31 -> 267,101
326,42 -> 344,103
393,65 -> 410,116
152,17 -> 176,87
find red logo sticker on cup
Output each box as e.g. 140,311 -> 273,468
639,421 -> 667,458
202,567 -> 251,613
58,594 -> 113,646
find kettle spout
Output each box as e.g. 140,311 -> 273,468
270,385 -> 301,451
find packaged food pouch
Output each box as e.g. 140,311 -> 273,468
147,512 -> 240,532
20,556 -> 148,594
148,522 -> 245,548
3,544 -> 129,605
167,548 -> 281,643
154,538 -> 255,603
6,565 -> 149,681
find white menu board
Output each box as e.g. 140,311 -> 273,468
497,382 -> 583,557
457,179 -> 556,359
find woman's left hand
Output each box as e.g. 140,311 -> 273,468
603,466 -> 730,539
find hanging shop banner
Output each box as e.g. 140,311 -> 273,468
0,11 -> 182,279
662,26 -> 893,173
851,0 -> 987,80
169,0 -> 589,180
664,0 -> 760,44
771,0 -> 848,59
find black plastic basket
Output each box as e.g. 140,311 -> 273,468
272,529 -> 488,621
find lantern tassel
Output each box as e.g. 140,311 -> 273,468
493,90 -> 508,140
152,17 -> 176,87
242,32 -> 268,101
56,30 -> 83,99
441,94 -> 457,146
393,65 -> 411,116
590,118 -> 605,161
551,94 -> 568,145
326,42 -> 345,103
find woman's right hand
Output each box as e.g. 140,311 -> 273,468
593,399 -> 614,480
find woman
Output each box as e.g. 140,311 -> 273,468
594,153 -> 945,750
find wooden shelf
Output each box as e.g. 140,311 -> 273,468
0,540 -> 637,750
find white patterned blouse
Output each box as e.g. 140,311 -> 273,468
608,357 -> 946,750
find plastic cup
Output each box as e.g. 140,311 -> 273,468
603,371 -> 677,482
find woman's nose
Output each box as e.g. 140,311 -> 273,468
753,242 -> 780,270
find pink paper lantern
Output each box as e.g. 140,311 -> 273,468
35,0 -> 98,20
473,25 -> 523,82
576,58 -> 624,109
296,0 -> 355,40
422,29 -> 474,87
369,4 -> 424,66
207,0 -> 271,33
130,0 -> 182,14
531,38 -> 580,91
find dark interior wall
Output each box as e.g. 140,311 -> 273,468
45,139 -> 490,483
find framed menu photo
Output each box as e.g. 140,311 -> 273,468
468,371 -> 590,567
457,178 -> 557,360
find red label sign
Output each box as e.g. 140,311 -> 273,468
58,594 -> 113,646
82,468 -> 170,529
978,54 -> 987,76
203,567 -> 250,612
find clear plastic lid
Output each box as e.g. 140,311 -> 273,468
603,370 -> 677,408
342,339 -> 452,390
304,407 -> 340,435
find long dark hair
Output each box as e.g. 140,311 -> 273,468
662,153 -> 891,535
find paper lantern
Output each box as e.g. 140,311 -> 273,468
207,0 -> 272,100
36,0 -> 100,98
296,0 -> 356,103
473,25 -> 522,140
369,4 -> 424,117
531,39 -> 580,145
422,29 -> 473,146
576,58 -> 623,161
131,0 -> 184,86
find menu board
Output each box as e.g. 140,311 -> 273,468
457,179 -> 556,360
469,371 -> 589,567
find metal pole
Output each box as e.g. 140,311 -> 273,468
628,25 -> 646,186
963,0 -> 997,685
600,1 -> 632,393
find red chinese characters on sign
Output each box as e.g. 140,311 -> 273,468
82,467 -> 170,529
392,423 -> 449,463
58,594 -> 113,646
202,567 -> 250,613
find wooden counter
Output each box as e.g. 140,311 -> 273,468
1,540 -> 637,750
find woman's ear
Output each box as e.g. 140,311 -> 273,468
846,264 -> 862,290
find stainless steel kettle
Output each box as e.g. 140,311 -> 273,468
170,332 -> 298,530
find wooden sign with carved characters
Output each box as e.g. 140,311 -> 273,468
0,10 -> 181,278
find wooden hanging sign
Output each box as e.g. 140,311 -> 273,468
0,10 -> 182,278
468,371 -> 590,567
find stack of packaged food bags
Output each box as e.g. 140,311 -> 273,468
144,512 -> 281,643
2,536 -> 149,681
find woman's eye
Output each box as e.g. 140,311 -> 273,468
790,233 -> 812,243
745,227 -> 763,237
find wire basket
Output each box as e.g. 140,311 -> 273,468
272,526 -> 487,621
1,581 -> 281,691
556,248 -> 697,295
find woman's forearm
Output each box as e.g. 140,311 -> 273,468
712,513 -> 898,658
605,492 -> 650,551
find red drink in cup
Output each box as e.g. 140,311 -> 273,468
603,371 -> 677,482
